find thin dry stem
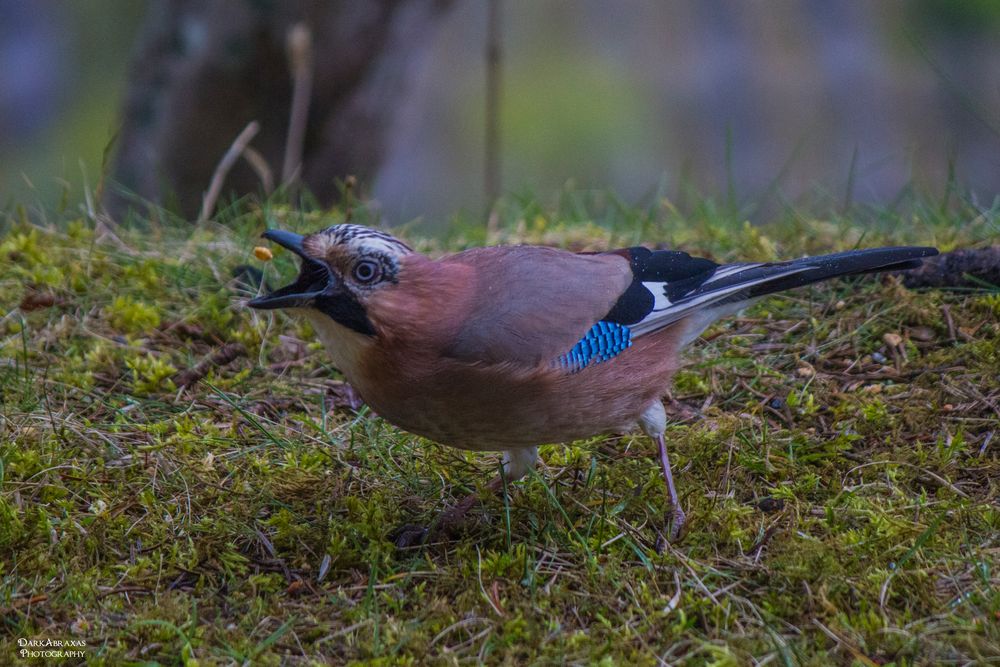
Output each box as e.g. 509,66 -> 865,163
484,0 -> 502,232
242,146 -> 275,195
198,121 -> 261,223
282,23 -> 314,187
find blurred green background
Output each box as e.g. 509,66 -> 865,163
1,0 -> 998,221
0,2 -> 144,209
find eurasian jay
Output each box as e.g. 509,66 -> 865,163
248,224 -> 937,539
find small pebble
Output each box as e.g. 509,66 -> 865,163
883,332 -> 903,348
757,497 -> 785,513
871,351 -> 887,364
254,246 -> 273,261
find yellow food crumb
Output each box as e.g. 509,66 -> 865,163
254,246 -> 273,261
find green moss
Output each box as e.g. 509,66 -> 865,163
126,352 -> 177,395
107,295 -> 161,334
1,196 -> 997,664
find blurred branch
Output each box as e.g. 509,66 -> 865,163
485,0 -> 502,231
198,121 -> 261,224
283,23 -> 314,186
82,159 -> 134,254
242,147 -> 275,195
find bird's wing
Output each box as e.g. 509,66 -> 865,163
603,246 -> 939,340
440,244 -> 937,372
440,246 -> 633,367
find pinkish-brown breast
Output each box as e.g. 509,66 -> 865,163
352,319 -> 684,452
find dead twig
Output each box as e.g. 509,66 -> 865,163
198,121 -> 261,223
484,0 -> 502,233
900,246 -> 1000,289
282,23 -> 314,186
941,304 -> 957,342
242,146 -> 275,195
174,343 -> 247,390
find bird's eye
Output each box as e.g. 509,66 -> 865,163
352,259 -> 380,284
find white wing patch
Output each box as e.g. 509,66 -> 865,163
642,281 -> 673,312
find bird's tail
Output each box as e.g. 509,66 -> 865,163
631,246 -> 939,338
703,246 -> 938,302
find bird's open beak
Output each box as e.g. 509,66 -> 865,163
247,230 -> 333,310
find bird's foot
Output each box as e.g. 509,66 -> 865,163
669,505 -> 686,541
655,506 -> 687,552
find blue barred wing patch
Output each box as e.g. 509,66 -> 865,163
557,321 -> 632,372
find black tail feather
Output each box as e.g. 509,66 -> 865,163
711,247 -> 939,301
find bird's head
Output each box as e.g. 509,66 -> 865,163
247,224 -> 413,337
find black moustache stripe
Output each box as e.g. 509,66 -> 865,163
315,290 -> 376,336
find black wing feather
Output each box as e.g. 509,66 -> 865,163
601,245 -> 938,338
603,247 -> 718,325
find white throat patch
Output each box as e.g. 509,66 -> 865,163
302,309 -> 374,382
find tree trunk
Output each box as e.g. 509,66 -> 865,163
108,0 -> 453,219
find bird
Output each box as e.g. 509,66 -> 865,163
248,224 -> 937,542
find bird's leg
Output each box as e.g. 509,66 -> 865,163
656,433 -> 686,540
435,447 -> 537,530
639,400 -> 685,541
391,447 -> 538,548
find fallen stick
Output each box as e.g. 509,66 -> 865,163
898,246 -> 1000,289
174,343 -> 247,389
197,121 -> 261,223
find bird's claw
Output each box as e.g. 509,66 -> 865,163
653,507 -> 687,553
669,507 -> 686,541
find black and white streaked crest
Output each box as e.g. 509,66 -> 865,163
319,224 -> 413,256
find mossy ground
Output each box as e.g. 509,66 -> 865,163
1,192 -> 998,665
